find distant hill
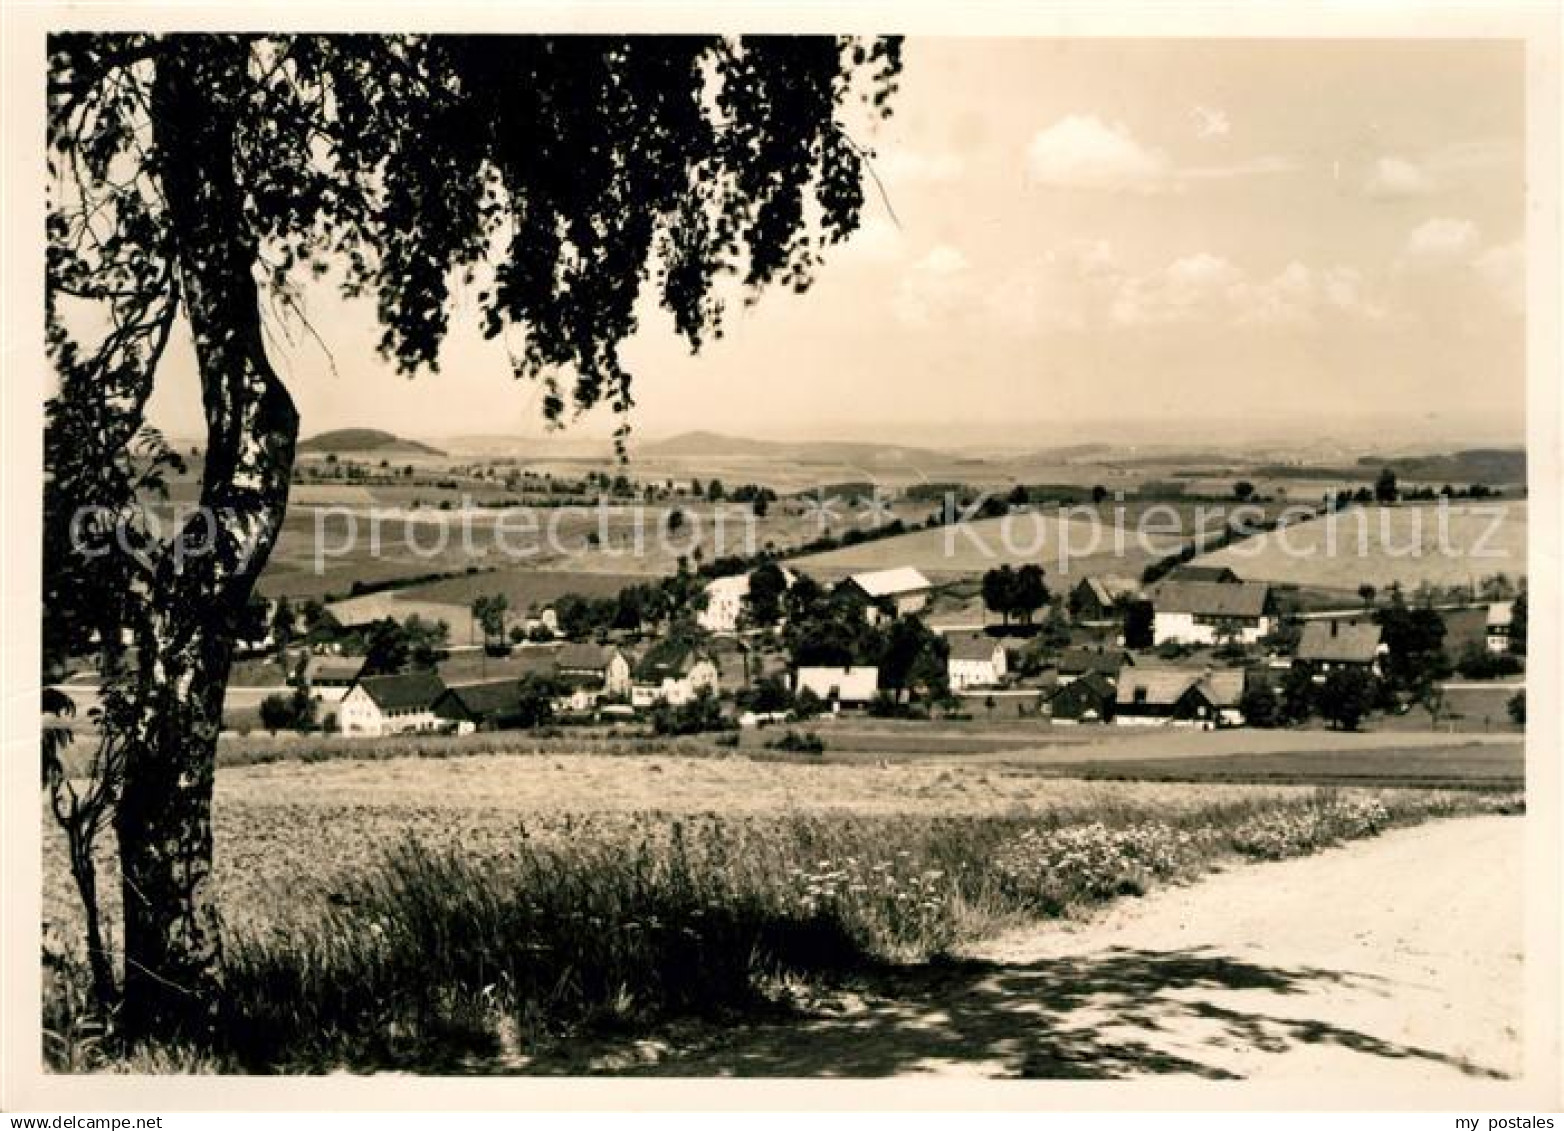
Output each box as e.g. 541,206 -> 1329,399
1357,448 -> 1526,485
298,428 -> 445,456
637,430 -> 954,467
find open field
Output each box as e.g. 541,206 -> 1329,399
1195,501 -> 1527,591
789,512 -> 1183,581
42,747 -> 1518,1073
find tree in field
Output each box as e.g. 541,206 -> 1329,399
1508,689 -> 1526,726
1233,480 -> 1256,502
1237,680 -> 1280,728
1317,668 -> 1376,731
46,32 -> 902,1036
981,564 -> 1045,626
1357,583 -> 1376,610
471,593 -> 509,649
743,561 -> 789,628
1374,467 -> 1399,504
1122,599 -> 1154,650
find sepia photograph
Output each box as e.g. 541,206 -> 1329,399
2,1 -> 1560,1118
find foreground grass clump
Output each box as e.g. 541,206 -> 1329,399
43,787 -> 1521,1073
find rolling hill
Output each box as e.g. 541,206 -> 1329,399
298,428 -> 446,456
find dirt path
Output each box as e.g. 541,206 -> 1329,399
583,816 -> 1523,1079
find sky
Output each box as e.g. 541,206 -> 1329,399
143,37 -> 1527,449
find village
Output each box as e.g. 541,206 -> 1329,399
236,548 -> 1526,746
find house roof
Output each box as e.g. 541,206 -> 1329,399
1152,580 -> 1271,619
1047,669 -> 1116,713
633,638 -> 711,681
353,671 -> 446,711
557,642 -> 620,672
946,631 -> 1003,662
434,679 -> 525,720
847,566 -> 931,599
1077,575 -> 1140,607
1169,564 -> 1241,584
1296,621 -> 1383,664
1058,647 -> 1131,676
307,655 -> 364,681
1115,666 -> 1243,708
795,666 -> 879,704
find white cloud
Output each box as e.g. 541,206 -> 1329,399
837,215 -> 905,264
893,244 -> 972,325
875,146 -> 964,185
1023,113 -> 1295,192
1241,263 -> 1385,327
1192,105 -> 1231,139
1404,217 -> 1482,261
1024,115 -> 1167,191
1111,253 -> 1246,326
1365,156 -> 1435,199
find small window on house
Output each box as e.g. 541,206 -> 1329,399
1133,688 -> 1147,704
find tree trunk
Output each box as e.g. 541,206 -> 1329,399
115,37 -> 298,1039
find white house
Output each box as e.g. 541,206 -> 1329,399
697,567 -> 796,634
1113,667 -> 1245,728
557,642 -> 633,699
338,671 -> 448,737
945,631 -> 1007,691
630,641 -> 720,707
794,665 -> 879,708
1486,601 -> 1515,653
1151,580 -> 1274,646
841,566 -> 932,623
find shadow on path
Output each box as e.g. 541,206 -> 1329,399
537,945 -> 1508,1079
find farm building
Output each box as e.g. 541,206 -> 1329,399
1114,667 -> 1245,728
630,640 -> 720,707
290,654 -> 363,699
1486,601 -> 1515,653
339,671 -> 448,737
1045,669 -> 1116,723
1069,575 -> 1141,623
557,642 -> 632,698
840,566 -> 932,622
1295,620 -> 1384,676
432,679 -> 529,733
1168,564 -> 1242,585
1057,647 -> 1133,683
795,665 -> 880,708
1150,580 -> 1274,646
945,631 -> 1007,691
697,567 -> 796,634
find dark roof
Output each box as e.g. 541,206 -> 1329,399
354,671 -> 446,711
1152,580 -> 1271,619
557,642 -> 620,672
1058,648 -> 1131,676
634,638 -> 711,681
1074,575 -> 1140,607
1297,621 -> 1383,664
1169,564 -> 1241,584
1047,670 -> 1117,717
946,631 -> 1003,662
433,679 -> 524,721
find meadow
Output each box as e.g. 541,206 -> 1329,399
1196,502 -> 1528,592
42,751 -> 1520,1073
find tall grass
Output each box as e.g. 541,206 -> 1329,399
44,788 -> 1521,1073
